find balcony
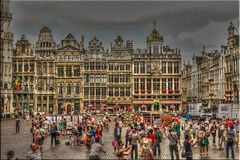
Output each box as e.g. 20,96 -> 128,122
162,90 -> 167,94
174,90 -> 180,93
134,90 -> 139,94
225,90 -> 233,94
168,90 -> 173,94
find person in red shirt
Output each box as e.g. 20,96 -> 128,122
149,129 -> 156,157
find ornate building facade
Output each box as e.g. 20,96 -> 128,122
0,0 -> 14,114
11,23 -> 182,114
182,22 -> 239,110
34,27 -> 56,113
12,35 -> 35,113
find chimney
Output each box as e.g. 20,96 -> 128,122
80,36 -> 84,48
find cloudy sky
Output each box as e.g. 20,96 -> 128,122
11,0 -> 239,62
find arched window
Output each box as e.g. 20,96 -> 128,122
66,83 -> 71,95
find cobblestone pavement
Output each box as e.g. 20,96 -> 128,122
1,118 -> 239,159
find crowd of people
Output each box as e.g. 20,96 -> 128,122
5,110 -> 240,160
112,113 -> 239,160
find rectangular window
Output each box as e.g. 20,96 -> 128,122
126,74 -> 130,82
109,87 -> 113,96
109,64 -> 113,71
24,63 -> 28,72
43,64 -> 47,75
66,66 -> 72,77
120,87 -> 124,96
74,66 -> 80,76
43,96 -> 47,100
84,87 -> 89,96
120,74 -> 124,82
13,63 -> 17,72
126,87 -> 130,96
153,78 -> 160,91
114,74 -> 119,83
174,78 -> 179,90
102,88 -> 106,96
30,63 -> 34,72
38,79 -> 42,91
174,62 -> 179,73
140,62 -> 145,73
120,64 -> 124,71
24,76 -> 28,82
84,63 -> 89,70
140,78 -> 145,90
49,63 -> 54,74
146,63 -> 151,73
96,88 -> 100,96
102,75 -> 106,83
134,79 -> 139,90
90,62 -> 94,70
58,83 -> 63,94
58,66 -> 64,77
75,83 -> 80,94
168,62 -> 172,73
115,87 -> 119,96
162,62 -> 166,73
30,76 -> 34,83
84,74 -> 89,83
153,46 -> 159,54
49,79 -> 54,91
114,64 -> 119,71
134,62 -> 139,73
162,78 -> 166,90
109,74 -> 113,83
18,64 -> 22,72
168,78 -> 172,90
126,64 -> 130,71
90,87 -> 94,96
96,63 -> 100,70
90,75 -> 95,83
96,75 -> 100,83
147,78 -> 151,91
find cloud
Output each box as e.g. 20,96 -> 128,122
176,19 -> 239,47
10,0 -> 239,63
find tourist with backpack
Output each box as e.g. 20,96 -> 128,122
226,126 -> 235,159
50,122 -> 58,146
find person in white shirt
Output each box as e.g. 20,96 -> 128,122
26,143 -> 42,160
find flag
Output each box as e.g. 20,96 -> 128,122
15,75 -> 20,91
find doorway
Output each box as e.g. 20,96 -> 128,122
67,104 -> 72,114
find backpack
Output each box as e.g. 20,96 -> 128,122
51,125 -> 57,134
